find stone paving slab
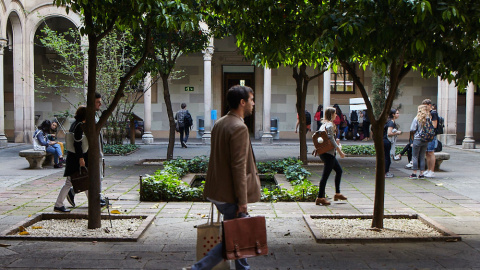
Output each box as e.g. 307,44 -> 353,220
0,143 -> 480,268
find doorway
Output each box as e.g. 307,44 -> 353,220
223,72 -> 255,135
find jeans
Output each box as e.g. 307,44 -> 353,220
412,139 -> 428,171
179,126 -> 190,144
363,121 -> 371,138
383,138 -> 391,173
318,153 -> 342,198
46,144 -> 62,164
352,122 -> 359,139
192,203 -> 250,270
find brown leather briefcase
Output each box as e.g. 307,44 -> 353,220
222,216 -> 268,260
71,166 -> 89,193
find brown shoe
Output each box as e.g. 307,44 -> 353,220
315,197 -> 331,206
334,194 -> 348,201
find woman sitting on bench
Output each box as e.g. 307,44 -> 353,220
34,120 -> 65,168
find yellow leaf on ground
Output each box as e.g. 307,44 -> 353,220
110,210 -> 121,214
19,231 -> 29,235
31,226 -> 43,229
18,226 -> 26,232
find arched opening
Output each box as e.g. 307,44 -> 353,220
34,17 -> 80,136
4,12 -> 23,142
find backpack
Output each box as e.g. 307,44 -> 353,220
350,111 -> 358,122
184,111 -> 193,128
305,111 -> 311,126
436,116 -> 445,134
419,118 -> 436,142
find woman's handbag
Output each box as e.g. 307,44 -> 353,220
65,122 -> 88,153
71,166 -> 89,193
222,216 -> 268,260
312,130 -> 335,156
196,203 -> 230,270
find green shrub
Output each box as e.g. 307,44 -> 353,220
104,144 -> 139,155
141,156 -> 314,202
342,145 -> 403,155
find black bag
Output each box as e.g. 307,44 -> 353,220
350,110 -> 358,122
436,116 -> 445,134
71,166 -> 89,193
434,140 -> 443,152
184,111 -> 193,127
305,111 -> 311,126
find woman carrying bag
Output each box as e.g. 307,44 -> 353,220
53,106 -> 87,212
409,105 -> 431,179
315,107 -> 348,206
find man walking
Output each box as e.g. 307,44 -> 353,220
175,103 -> 192,148
183,85 -> 261,270
423,99 -> 438,178
67,92 -> 107,207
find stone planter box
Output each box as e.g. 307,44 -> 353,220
0,213 -> 155,242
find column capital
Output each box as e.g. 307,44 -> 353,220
0,38 -> 7,54
203,47 -> 214,61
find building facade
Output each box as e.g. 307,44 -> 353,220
1,0 -> 477,148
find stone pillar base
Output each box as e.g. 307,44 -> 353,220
261,134 -> 273,144
462,138 -> 476,149
0,136 -> 7,148
142,132 -> 154,144
202,132 -> 211,144
438,134 -> 457,146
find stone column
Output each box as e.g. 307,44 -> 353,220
437,78 -> 457,146
0,38 -> 7,147
462,82 -> 476,149
261,68 -> 273,144
323,69 -> 331,109
142,74 -> 154,144
202,46 -> 214,144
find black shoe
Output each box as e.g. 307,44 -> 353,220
54,206 -> 71,213
418,174 -> 425,179
54,163 -> 63,168
59,157 -> 66,164
67,188 -> 76,207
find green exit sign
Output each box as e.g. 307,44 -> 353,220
185,87 -> 194,91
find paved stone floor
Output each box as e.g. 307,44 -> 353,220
0,140 -> 480,269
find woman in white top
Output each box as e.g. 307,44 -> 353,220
315,107 -> 347,206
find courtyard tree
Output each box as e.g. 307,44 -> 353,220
144,2 -> 210,160
52,0 -> 195,229
202,0 -> 333,164
35,24 -> 145,145
329,0 -> 471,228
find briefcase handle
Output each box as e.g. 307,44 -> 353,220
79,166 -> 88,175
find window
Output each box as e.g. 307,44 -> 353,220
330,67 -> 355,93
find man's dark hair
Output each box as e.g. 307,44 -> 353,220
74,106 -> 87,121
181,103 -> 186,109
227,85 -> 254,110
422,99 -> 432,105
95,92 -> 102,99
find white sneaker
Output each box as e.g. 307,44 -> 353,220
393,154 -> 402,161
425,171 -> 435,178
405,161 -> 413,169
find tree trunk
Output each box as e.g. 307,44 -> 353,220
85,25 -> 102,230
293,65 -> 309,164
370,122 -> 385,228
161,73 -> 175,160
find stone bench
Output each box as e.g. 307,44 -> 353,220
433,152 -> 450,171
19,150 -> 54,169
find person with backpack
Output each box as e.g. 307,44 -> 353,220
350,110 -> 359,140
295,110 -> 311,133
423,100 -> 438,178
409,104 -> 434,179
314,105 -> 323,131
175,103 -> 192,148
384,109 -> 402,178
